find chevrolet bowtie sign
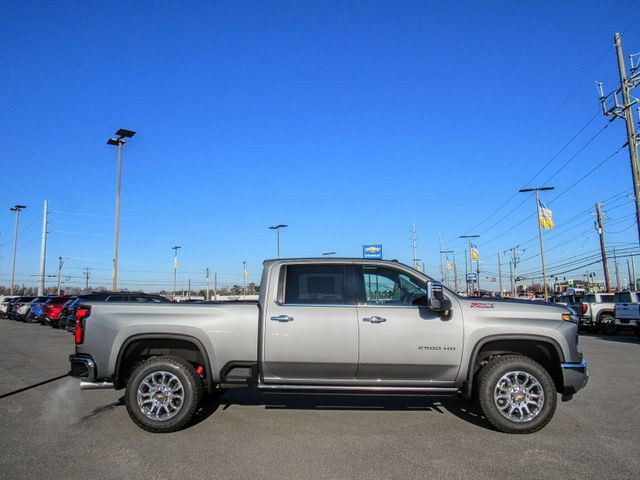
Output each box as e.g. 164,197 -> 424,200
362,244 -> 383,259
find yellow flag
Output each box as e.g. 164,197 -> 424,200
538,199 -> 554,229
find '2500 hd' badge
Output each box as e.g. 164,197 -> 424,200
470,302 -> 494,309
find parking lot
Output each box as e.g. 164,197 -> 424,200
0,319 -> 638,480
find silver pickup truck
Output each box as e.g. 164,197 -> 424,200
69,258 -> 588,434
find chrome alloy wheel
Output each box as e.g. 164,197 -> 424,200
137,371 -> 185,421
494,371 -> 544,423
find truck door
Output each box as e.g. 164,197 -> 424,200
355,265 -> 463,385
262,263 -> 359,382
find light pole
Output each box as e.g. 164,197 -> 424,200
107,128 -> 136,291
56,256 -> 68,295
243,261 -> 247,298
459,235 -> 479,296
268,224 -> 288,258
519,186 -> 555,301
9,205 -> 26,295
172,246 -> 181,300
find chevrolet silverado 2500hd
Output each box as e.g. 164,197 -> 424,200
69,258 -> 588,434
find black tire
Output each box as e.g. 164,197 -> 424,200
599,315 -> 618,335
477,355 -> 557,434
126,355 -> 203,433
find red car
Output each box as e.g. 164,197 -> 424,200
42,297 -> 74,327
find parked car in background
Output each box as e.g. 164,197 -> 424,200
38,296 -> 73,326
0,296 -> 19,318
3,297 -> 23,319
26,296 -> 54,323
9,296 -> 38,321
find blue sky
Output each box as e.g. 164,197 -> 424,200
1,1 -> 639,292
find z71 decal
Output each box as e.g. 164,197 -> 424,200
470,302 -> 495,309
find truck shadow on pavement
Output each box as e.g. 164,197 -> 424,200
0,373 -> 69,400
189,388 -> 492,431
81,389 -> 493,432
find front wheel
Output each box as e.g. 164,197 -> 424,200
126,356 -> 203,433
477,355 -> 557,434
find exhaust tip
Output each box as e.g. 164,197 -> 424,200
80,380 -> 114,390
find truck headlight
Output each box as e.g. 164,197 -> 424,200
562,313 -> 578,324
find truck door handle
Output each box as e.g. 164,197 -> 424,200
363,316 -> 386,323
271,315 -> 294,322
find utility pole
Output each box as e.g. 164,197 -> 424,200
38,200 -> 48,296
632,254 -> 637,290
519,187 -> 555,300
188,279 -> 191,300
107,129 -> 136,291
83,267 -> 90,291
412,225 -> 419,270
172,246 -> 181,300
459,235 -> 479,296
498,251 -> 503,296
595,202 -> 612,292
598,32 -> 640,244
627,259 -> 632,290
9,205 -> 27,295
614,247 -> 621,291
510,247 -> 521,297
205,267 -> 210,301
214,271 -> 218,301
56,256 -> 64,295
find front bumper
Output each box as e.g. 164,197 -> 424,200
561,359 -> 588,396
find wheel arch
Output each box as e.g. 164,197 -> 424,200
114,333 -> 214,393
461,334 -> 566,399
595,309 -> 614,323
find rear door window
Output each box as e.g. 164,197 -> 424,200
283,264 -> 353,305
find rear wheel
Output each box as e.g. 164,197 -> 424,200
477,355 -> 557,434
126,355 -> 203,433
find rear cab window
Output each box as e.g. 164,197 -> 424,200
282,264 -> 355,305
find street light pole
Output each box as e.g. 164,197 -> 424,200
519,187 -> 555,300
459,235 -> 479,296
9,205 -> 26,295
107,129 -> 136,291
172,246 -> 181,300
268,224 -> 288,258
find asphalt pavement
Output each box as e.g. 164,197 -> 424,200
0,319 -> 638,480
